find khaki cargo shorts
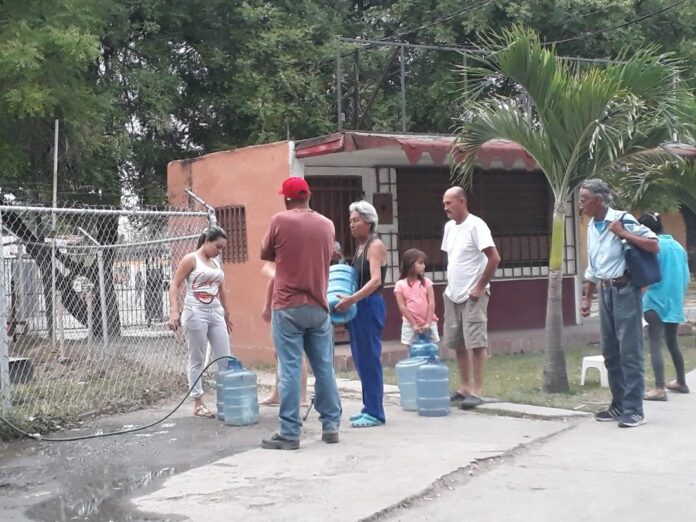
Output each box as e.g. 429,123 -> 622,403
443,292 -> 489,351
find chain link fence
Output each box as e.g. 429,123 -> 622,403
0,204 -> 213,426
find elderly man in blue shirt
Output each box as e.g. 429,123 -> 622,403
579,179 -> 659,428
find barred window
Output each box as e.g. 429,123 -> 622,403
304,175 -> 363,258
397,168 -> 563,279
215,205 -> 248,263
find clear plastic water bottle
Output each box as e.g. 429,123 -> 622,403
395,356 -> 428,411
416,355 -> 450,417
216,359 -> 236,421
408,333 -> 439,359
221,358 -> 259,426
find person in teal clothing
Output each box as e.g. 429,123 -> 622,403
638,213 -> 691,400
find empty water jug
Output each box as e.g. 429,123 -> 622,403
327,263 -> 358,324
221,357 -> 260,426
216,358 -> 238,421
416,356 -> 450,417
409,333 -> 439,359
395,356 -> 428,411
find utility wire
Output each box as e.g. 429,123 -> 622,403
543,0 -> 692,46
382,0 -> 493,42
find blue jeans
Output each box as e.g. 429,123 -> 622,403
599,284 -> 644,416
272,305 -> 342,440
347,294 -> 386,423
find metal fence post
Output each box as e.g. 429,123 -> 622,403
400,44 -> 406,132
97,250 -> 108,349
56,289 -> 65,360
337,40 -> 343,129
86,288 -> 93,340
0,217 -> 11,412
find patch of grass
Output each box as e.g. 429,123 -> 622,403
2,373 -> 189,441
339,337 -> 696,412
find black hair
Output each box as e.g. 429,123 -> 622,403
638,213 -> 663,234
197,225 -> 227,249
399,248 -> 427,285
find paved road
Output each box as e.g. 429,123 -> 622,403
3,370 -> 695,521
386,371 -> 696,522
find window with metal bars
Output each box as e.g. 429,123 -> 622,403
214,205 -> 248,263
304,175 -> 363,258
396,168 -> 558,279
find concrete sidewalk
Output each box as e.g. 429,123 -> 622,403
388,370 -> 696,522
133,381 -> 572,521
132,369 -> 696,522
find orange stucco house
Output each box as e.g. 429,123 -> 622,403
168,132 -> 693,365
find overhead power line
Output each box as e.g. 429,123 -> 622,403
543,0 -> 692,46
382,0 -> 493,42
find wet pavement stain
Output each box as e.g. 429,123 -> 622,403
0,397 -> 275,521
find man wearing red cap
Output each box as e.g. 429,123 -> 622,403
260,177 -> 342,449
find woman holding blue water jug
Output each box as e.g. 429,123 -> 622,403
168,225 -> 233,419
335,201 -> 387,428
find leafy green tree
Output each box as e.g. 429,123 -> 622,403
452,26 -> 691,392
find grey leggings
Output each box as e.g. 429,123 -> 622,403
644,310 -> 686,388
182,305 -> 231,399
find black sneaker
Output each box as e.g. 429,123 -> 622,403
322,432 -> 339,444
594,407 -> 622,422
261,433 -> 300,450
618,413 -> 646,428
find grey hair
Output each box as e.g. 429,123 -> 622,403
580,179 -> 612,205
349,200 -> 379,231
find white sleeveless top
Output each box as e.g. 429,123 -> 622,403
184,253 -> 224,308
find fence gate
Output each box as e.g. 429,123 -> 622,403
0,204 -> 212,425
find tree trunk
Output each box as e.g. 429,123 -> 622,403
1,211 -> 121,338
680,205 -> 696,274
543,203 -> 569,392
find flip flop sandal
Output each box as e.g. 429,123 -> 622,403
666,381 -> 690,394
259,397 -> 280,406
193,404 -> 215,418
349,412 -> 364,422
459,394 -> 484,410
450,391 -> 468,404
351,413 -> 384,428
643,389 -> 668,401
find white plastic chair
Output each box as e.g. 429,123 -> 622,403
580,355 -> 609,387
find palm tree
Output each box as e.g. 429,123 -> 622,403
612,152 -> 696,271
452,26 -> 692,392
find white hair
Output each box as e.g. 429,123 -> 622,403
580,179 -> 612,205
349,200 -> 379,230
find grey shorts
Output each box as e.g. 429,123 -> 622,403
443,292 -> 489,351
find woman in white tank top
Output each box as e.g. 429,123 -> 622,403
168,226 -> 233,418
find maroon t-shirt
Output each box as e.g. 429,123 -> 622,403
261,209 -> 334,311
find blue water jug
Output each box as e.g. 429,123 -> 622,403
395,356 -> 428,411
327,263 -> 358,324
416,356 -> 450,417
221,357 -> 260,426
409,333 -> 439,359
216,359 -> 238,421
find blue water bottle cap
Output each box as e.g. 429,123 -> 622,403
227,357 -> 243,371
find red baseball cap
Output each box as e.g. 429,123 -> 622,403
278,177 -> 311,200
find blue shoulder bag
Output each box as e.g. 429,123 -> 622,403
620,213 -> 661,288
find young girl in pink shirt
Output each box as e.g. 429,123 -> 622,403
394,249 -> 439,345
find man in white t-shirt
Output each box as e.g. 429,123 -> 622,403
441,187 -> 501,409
